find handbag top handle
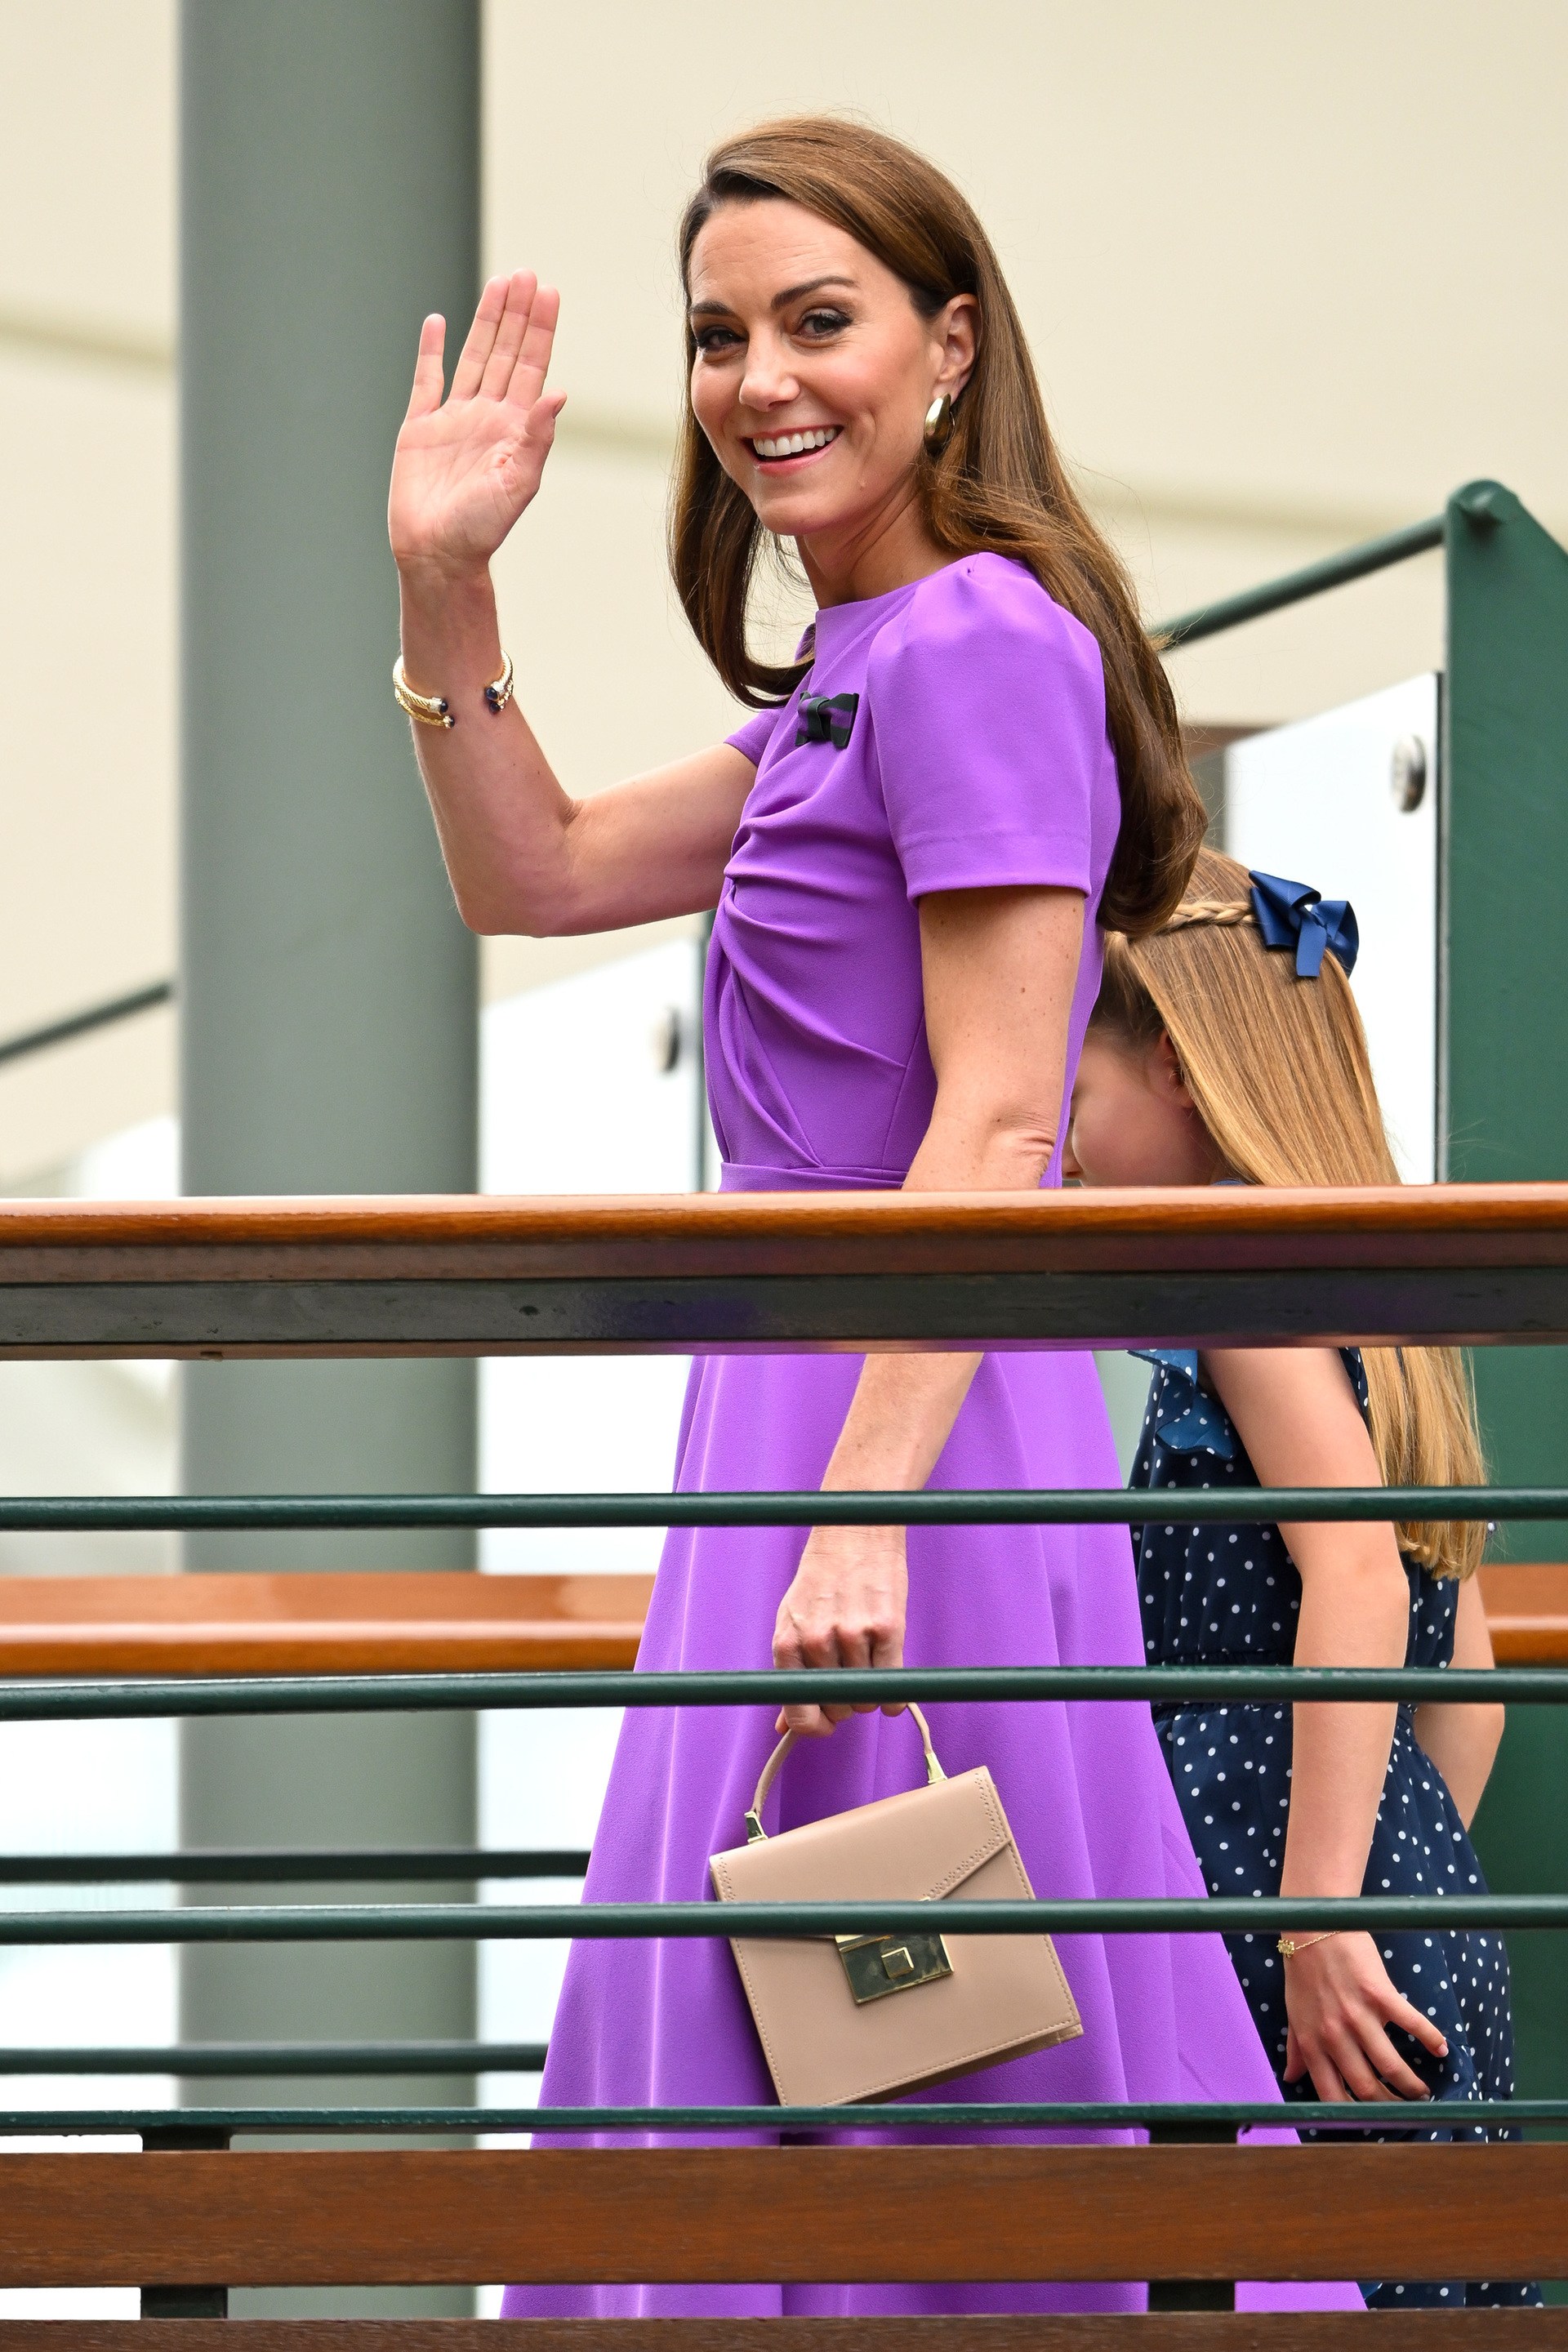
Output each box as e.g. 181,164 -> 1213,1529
743,1702 -> 947,1844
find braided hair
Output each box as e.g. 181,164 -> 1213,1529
1091,847 -> 1485,1577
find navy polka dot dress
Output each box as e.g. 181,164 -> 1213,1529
1131,1345 -> 1538,2312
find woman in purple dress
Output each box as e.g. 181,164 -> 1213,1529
388,116 -> 1359,2319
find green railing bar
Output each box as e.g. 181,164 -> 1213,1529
1,1663 -> 1560,1726
0,1895 -> 1562,1944
0,1849 -> 589,1885
1152,514 -> 1446,651
0,2100 -> 1561,2137
0,2042 -> 546,2077
0,1484 -> 1557,1533
0,978 -> 174,1072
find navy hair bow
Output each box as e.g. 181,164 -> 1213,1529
1247,870 -> 1360,979
796,691 -> 858,750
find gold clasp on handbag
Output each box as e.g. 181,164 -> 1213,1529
834,1928 -> 952,2003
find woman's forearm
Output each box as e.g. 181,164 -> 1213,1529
397,562 -> 582,934
817,889 -> 1081,1498
819,1094 -> 1058,1496
397,564 -> 755,938
1280,1545 -> 1408,1899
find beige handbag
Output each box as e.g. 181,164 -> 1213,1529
710,1704 -> 1082,2107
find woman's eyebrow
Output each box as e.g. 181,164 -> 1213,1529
688,274 -> 858,322
769,274 -> 857,311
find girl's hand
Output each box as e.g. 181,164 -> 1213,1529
1282,1931 -> 1449,2102
772,1526 -> 907,1739
389,271 -> 566,581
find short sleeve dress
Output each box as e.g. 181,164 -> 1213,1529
502,555 -> 1361,2323
1132,1344 -> 1538,2310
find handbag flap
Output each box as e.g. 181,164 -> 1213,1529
710,1764 -> 1027,1909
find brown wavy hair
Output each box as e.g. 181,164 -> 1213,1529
670,116 -> 1205,936
1093,848 -> 1485,1578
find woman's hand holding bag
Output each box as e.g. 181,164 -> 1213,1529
772,1522 -> 909,1737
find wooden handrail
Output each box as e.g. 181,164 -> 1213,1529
1478,1564 -> 1568,1664
0,1566 -> 1558,1677
0,1574 -> 650,1678
0,2145 -> 1561,2287
2,1183 -> 1567,1270
1,1184 -> 1567,1356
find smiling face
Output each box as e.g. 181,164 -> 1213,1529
1062,1028 -> 1230,1188
685,197 -> 975,586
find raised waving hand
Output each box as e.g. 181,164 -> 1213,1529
389,270 -> 565,577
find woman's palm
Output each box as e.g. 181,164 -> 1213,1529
389,270 -> 565,574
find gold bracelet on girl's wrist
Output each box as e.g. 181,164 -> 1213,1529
393,650 -> 514,730
1276,1930 -> 1339,1960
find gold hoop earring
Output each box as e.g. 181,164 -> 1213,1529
923,393 -> 955,452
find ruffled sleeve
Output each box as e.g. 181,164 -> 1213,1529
866,554 -> 1110,901
1132,1348 -> 1239,1463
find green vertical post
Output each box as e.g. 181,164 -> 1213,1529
1443,479 -> 1568,2111
179,0 -> 479,2317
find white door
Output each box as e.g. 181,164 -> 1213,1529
1223,675 -> 1440,1182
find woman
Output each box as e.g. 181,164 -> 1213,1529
389,116 -> 1358,2320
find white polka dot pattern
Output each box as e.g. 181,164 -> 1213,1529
1129,1345 -> 1539,2312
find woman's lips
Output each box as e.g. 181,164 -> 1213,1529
746,424 -> 842,470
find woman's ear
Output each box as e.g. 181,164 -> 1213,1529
935,293 -> 978,402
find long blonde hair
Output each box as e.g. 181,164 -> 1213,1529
1094,848 -> 1484,1578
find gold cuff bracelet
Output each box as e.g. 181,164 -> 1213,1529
394,651 -> 514,730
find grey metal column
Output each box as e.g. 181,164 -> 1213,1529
180,2 -> 479,2317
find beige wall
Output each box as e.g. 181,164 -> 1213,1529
2,0 -> 1565,1176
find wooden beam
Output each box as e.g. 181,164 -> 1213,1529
1479,1564 -> 1568,1664
0,1186 -> 1565,1356
0,1574 -> 649,1679
0,1567 -> 1560,1677
0,2145 -> 1561,2287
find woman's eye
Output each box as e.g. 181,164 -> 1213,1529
799,309 -> 850,339
694,325 -> 742,354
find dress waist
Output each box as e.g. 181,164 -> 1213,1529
719,1160 -> 904,1193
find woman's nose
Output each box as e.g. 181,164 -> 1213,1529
738,334 -> 800,413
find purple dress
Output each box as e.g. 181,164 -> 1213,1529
502,555 -> 1360,2319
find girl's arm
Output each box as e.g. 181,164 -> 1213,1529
390,273 -> 756,938
1204,1346 -> 1450,2102
773,884 -> 1085,1736
1413,1578 -> 1505,1828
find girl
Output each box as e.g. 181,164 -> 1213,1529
389,120 -> 1356,2319
1065,844 -> 1534,2312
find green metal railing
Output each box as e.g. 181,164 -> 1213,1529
2,2100 -> 1565,2139
1154,510 -> 1449,649
2,1589 -> 1564,2139
0,977 -> 173,1071
0,1482 -> 1552,1532
0,1848 -> 590,1883
0,1662 -> 1562,1722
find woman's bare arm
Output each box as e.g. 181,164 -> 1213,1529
390,272 -> 756,936
773,884 -> 1085,1735
1414,1577 -> 1504,1828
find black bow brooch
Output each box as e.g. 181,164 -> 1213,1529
795,692 -> 858,750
